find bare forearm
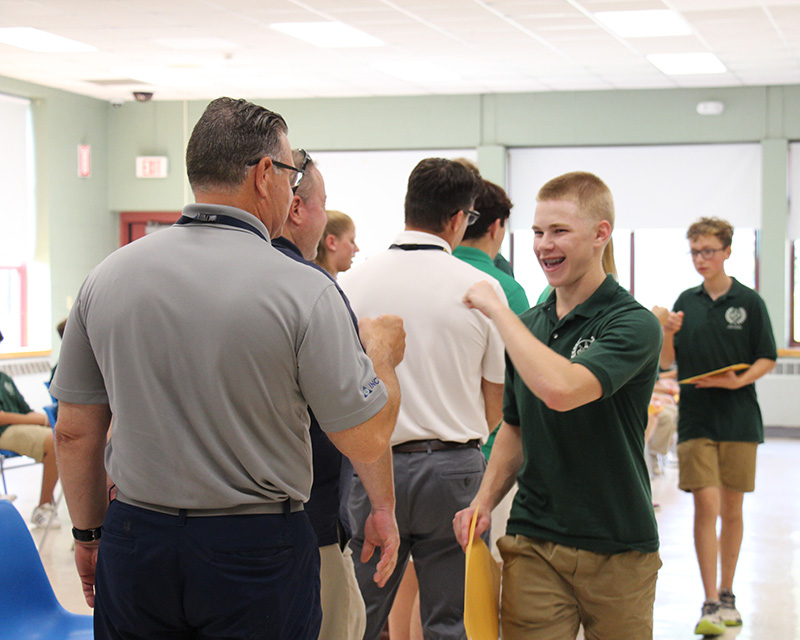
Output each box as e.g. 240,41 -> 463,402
488,305 -> 601,411
660,333 -> 676,369
471,422 -> 523,513
54,403 -> 112,529
351,448 -> 395,513
736,358 -> 776,386
0,410 -> 47,427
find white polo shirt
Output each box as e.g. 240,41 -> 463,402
340,230 -> 507,445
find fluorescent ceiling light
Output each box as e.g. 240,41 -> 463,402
370,59 -> 461,83
647,53 -> 727,75
153,38 -> 239,51
0,27 -> 96,53
270,22 -> 383,48
595,10 -> 691,38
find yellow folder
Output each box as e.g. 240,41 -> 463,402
679,363 -> 750,384
464,510 -> 501,640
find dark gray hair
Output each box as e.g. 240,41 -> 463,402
186,97 -> 288,192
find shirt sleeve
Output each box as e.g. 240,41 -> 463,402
297,285 -> 388,433
749,293 -> 778,361
571,308 -> 662,400
49,279 -> 110,405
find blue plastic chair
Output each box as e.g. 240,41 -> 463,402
0,499 -> 94,638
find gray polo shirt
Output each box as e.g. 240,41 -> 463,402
51,203 -> 388,512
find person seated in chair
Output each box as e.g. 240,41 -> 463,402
0,329 -> 61,527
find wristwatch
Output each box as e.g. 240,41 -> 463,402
72,526 -> 102,542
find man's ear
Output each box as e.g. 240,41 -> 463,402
448,210 -> 465,234
254,157 -> 272,198
287,194 -> 303,225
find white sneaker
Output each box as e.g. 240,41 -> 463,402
694,600 -> 726,636
31,502 -> 61,529
719,589 -> 743,626
0,493 -> 17,502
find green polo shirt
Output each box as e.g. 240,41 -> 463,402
673,278 -> 776,444
453,246 -> 530,315
504,276 -> 661,554
0,372 -> 32,437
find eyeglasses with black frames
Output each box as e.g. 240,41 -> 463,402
452,209 -> 481,226
292,149 -> 314,194
247,157 -> 305,189
689,247 -> 725,260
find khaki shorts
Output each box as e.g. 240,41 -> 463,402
677,438 -> 757,493
0,424 -> 50,463
497,534 -> 661,640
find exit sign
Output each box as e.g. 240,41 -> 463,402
136,156 -> 169,178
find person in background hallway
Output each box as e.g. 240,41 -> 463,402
314,209 -> 359,279
50,97 -> 404,640
454,171 -> 662,640
341,157 -> 507,640
659,217 -> 776,637
0,328 -> 60,525
273,149 -> 395,640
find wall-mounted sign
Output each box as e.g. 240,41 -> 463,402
136,156 -> 169,179
78,144 -> 91,178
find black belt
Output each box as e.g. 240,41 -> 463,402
391,439 -> 480,454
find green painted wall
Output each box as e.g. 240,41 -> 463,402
0,76 -> 112,349
1,77 -> 798,346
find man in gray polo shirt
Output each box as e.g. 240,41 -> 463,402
51,97 -> 404,640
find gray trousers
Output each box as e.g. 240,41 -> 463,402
349,446 -> 487,640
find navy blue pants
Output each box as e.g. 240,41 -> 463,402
94,500 -> 321,640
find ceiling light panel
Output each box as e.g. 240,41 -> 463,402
0,27 -> 96,52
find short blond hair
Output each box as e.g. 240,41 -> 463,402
315,210 -> 354,264
537,171 -> 615,230
686,217 -> 733,248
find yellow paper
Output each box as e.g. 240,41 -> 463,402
679,363 -> 750,384
464,510 -> 501,640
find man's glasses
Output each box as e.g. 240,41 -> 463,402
452,209 -> 480,226
292,149 -> 314,194
247,157 -> 304,189
689,247 -> 725,260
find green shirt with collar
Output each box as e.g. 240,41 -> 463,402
504,275 -> 661,554
672,278 -> 777,444
0,371 -> 33,437
453,246 -> 530,315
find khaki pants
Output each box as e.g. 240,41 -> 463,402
498,535 -> 661,640
318,542 -> 366,640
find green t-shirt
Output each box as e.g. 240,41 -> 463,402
453,246 -> 530,315
0,371 -> 33,437
673,278 -> 777,444
504,276 -> 661,554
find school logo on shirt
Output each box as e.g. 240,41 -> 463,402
4,381 -> 15,396
570,336 -> 595,359
725,306 -> 747,330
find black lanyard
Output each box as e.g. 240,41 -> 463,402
389,243 -> 446,252
174,213 -> 269,244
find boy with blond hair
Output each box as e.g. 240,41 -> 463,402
454,171 -> 662,640
660,217 -> 776,636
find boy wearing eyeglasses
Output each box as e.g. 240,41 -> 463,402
660,217 -> 777,637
